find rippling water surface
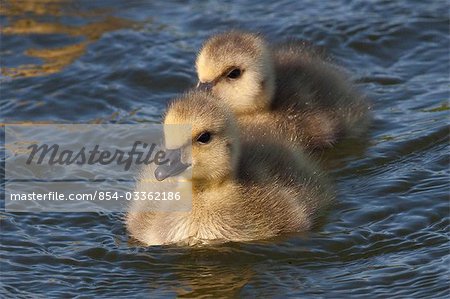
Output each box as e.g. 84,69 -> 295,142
1,0 -> 449,297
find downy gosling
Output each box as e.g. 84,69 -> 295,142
196,31 -> 370,150
126,90 -> 333,246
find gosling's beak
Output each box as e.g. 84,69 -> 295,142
196,81 -> 214,91
154,148 -> 190,181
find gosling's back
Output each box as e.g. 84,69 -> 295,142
272,40 -> 371,142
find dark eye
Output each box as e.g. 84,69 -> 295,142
196,132 -> 212,144
227,68 -> 242,79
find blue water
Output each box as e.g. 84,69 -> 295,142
1,0 -> 449,297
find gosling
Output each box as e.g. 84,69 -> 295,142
196,31 -> 370,150
126,90 -> 333,246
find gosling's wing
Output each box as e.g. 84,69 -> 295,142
236,135 -> 334,226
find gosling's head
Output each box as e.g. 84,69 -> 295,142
196,31 -> 275,114
156,90 -> 240,183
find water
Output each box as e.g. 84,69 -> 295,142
1,0 -> 449,297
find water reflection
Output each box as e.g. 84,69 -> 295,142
167,256 -> 253,297
1,0 -> 138,77
173,266 -> 252,297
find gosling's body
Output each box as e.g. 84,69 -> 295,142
271,40 -> 369,147
196,31 -> 370,150
126,91 -> 332,246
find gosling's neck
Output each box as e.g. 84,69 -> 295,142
191,172 -> 234,194
236,68 -> 276,115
